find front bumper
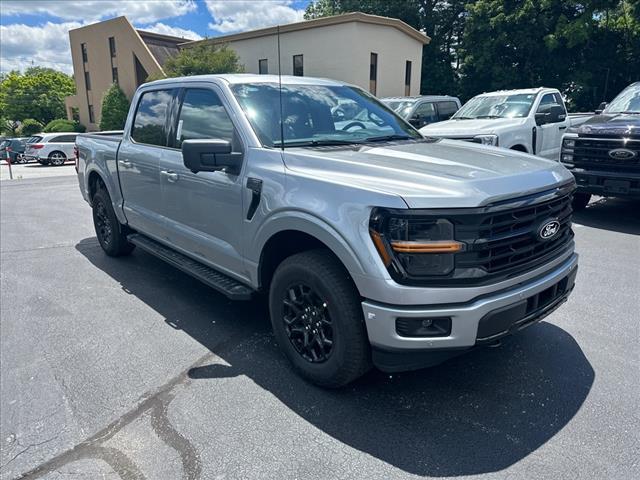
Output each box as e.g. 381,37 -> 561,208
362,253 -> 578,372
571,169 -> 640,198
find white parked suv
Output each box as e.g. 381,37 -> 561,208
24,132 -> 78,166
420,88 -> 591,160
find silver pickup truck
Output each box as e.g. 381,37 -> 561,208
76,74 -> 578,387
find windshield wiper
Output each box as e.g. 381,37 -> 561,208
614,111 -> 640,114
273,138 -> 362,148
363,134 -> 414,142
452,116 -> 474,120
476,115 -> 502,119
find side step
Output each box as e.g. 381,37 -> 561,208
128,234 -> 254,301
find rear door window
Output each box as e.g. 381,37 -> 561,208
175,88 -> 235,148
131,89 -> 174,147
436,101 -> 459,121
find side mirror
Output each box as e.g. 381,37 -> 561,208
595,102 -> 608,114
409,114 -> 422,127
536,104 -> 565,125
182,139 -> 242,174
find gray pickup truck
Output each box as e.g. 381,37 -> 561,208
76,74 -> 578,387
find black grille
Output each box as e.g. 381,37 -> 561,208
568,137 -> 640,173
440,187 -> 575,286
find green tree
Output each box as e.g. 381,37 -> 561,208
43,118 -> 86,133
157,44 -> 244,79
99,84 -> 130,130
459,0 -> 640,110
0,67 -> 75,125
19,119 -> 43,136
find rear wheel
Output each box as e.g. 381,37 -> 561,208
269,250 -> 371,387
572,192 -> 591,211
92,186 -> 135,257
48,151 -> 66,166
16,154 -> 26,164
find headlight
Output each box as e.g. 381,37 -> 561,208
562,138 -> 575,149
369,209 -> 464,279
473,134 -> 499,146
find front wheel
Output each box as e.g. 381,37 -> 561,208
92,187 -> 135,257
572,192 -> 591,211
269,250 -> 371,387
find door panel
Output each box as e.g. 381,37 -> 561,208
117,88 -> 174,238
158,86 -> 245,275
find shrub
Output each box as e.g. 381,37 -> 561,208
19,119 -> 43,136
43,118 -> 86,133
100,84 -> 130,131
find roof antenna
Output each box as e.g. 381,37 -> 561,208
277,24 -> 284,151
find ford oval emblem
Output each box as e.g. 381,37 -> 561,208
608,148 -> 636,160
539,220 -> 561,241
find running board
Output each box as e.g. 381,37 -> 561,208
128,234 -> 254,301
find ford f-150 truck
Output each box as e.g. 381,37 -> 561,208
76,75 -> 579,387
560,82 -> 640,210
420,87 -> 590,160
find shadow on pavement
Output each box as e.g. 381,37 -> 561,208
76,237 -> 594,477
573,197 -> 640,235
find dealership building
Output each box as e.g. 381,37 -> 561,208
65,13 -> 430,130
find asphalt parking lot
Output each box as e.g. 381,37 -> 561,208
1,171 -> 638,480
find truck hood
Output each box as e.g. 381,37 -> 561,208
575,113 -> 640,137
283,139 -> 573,209
419,118 -> 528,137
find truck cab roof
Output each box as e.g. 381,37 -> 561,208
145,73 -> 350,88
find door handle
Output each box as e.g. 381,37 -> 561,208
161,170 -> 179,183
118,159 -> 132,169
559,126 -> 567,130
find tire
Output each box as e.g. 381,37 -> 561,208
269,249 -> 371,387
572,192 -> 591,211
92,186 -> 135,257
48,151 -> 67,166
16,154 -> 26,164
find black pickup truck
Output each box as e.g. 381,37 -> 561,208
560,82 -> 640,210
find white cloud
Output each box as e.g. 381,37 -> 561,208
0,0 -> 197,24
205,0 -> 305,33
140,22 -> 202,40
0,21 -> 81,74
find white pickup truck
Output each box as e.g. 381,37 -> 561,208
420,88 -> 591,160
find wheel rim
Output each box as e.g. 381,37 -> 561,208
282,284 -> 334,363
95,200 -> 113,246
50,153 -> 65,165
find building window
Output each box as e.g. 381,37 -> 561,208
258,58 -> 268,75
369,52 -> 378,95
84,71 -> 91,91
293,55 -> 303,76
81,43 -> 88,62
71,107 -> 80,122
109,37 -> 116,57
404,61 -> 412,96
88,105 -> 95,124
112,67 -> 119,84
134,54 -> 149,87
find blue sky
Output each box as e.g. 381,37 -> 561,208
0,0 -> 311,73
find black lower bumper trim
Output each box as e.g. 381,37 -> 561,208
571,171 -> 640,198
371,267 -> 577,373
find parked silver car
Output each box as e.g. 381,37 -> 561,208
77,74 -> 578,387
24,132 -> 78,166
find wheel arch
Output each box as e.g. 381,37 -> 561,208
510,144 -> 529,153
255,215 -> 368,294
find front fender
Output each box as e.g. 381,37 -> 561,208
247,209 -> 386,289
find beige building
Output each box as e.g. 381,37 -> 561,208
66,13 -> 430,130
65,16 -> 190,130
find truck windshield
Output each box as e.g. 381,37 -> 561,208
453,93 -> 536,119
604,83 -> 640,114
230,83 -> 421,148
